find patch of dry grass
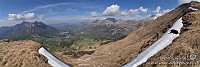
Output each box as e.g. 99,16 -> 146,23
0,40 -> 50,67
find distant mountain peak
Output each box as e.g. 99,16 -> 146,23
0,21 -> 57,40
105,18 -> 117,23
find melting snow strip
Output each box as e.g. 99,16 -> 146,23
123,17 -> 183,67
189,7 -> 199,11
38,47 -> 70,67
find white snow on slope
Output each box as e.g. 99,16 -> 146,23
189,7 -> 199,11
123,17 -> 183,67
38,47 -> 70,67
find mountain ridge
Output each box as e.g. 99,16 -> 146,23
0,21 -> 57,40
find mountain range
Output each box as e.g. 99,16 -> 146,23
0,21 -> 57,40
53,17 -> 151,40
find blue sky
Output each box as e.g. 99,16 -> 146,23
0,0 -> 189,26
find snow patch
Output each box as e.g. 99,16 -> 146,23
123,17 -> 183,67
189,7 -> 199,11
38,47 -> 70,67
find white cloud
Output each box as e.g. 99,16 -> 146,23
178,0 -> 200,4
65,8 -> 78,11
0,19 -> 5,22
8,13 -> 35,21
128,9 -> 140,15
21,2 -> 92,14
103,4 -> 120,16
153,6 -> 161,13
139,7 -> 148,13
81,17 -> 97,22
162,9 -> 173,14
39,15 -> 45,20
91,11 -> 98,17
22,3 -> 72,14
120,10 -> 128,16
8,14 -> 23,21
149,8 -> 174,20
120,7 -> 148,16
24,13 -> 35,19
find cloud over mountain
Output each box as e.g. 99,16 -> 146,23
139,7 -> 148,13
153,6 -> 161,13
103,4 -> 120,16
39,15 -> 45,20
91,11 -> 98,17
8,13 -> 35,21
120,7 -> 148,16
